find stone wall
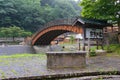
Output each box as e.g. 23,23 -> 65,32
46,51 -> 87,69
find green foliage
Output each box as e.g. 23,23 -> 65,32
80,0 -> 120,21
89,47 -> 97,57
0,26 -> 32,40
70,36 -> 75,44
0,0 -> 80,32
90,51 -> 96,57
104,44 -> 120,54
80,0 -> 120,43
0,53 -> 46,59
90,46 -> 97,51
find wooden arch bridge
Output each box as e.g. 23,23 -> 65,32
31,17 -> 110,46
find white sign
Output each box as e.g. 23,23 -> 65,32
76,34 -> 83,39
86,28 -> 103,38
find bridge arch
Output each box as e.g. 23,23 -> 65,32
31,17 -> 111,47
32,25 -> 83,45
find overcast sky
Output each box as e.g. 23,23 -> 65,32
74,0 -> 77,1
74,0 -> 78,1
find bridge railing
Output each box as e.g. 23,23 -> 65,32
32,18 -> 77,40
44,18 -> 76,28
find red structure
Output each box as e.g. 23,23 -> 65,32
32,17 -> 111,46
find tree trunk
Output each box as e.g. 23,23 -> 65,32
118,22 -> 120,43
13,36 -> 15,42
118,34 -> 120,43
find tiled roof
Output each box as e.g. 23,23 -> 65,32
75,17 -> 111,27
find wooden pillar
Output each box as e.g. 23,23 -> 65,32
78,38 -> 81,50
118,22 -> 120,32
82,27 -> 85,51
111,26 -> 113,32
101,38 -> 104,50
101,29 -> 104,50
88,38 -> 90,52
96,38 -> 99,50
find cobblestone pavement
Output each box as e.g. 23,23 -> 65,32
0,53 -> 120,79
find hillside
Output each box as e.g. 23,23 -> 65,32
0,0 -> 81,32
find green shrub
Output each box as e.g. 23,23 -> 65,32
104,44 -> 120,54
90,51 -> 96,57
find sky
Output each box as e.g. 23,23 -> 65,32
74,0 -> 78,1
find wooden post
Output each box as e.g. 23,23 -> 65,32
101,29 -> 104,50
96,39 -> 99,50
111,26 -> 113,32
101,38 -> 104,50
82,27 -> 85,51
78,38 -> 81,50
88,38 -> 90,52
96,33 -> 99,50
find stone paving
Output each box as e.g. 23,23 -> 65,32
0,53 -> 120,79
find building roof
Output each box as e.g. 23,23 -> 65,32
73,17 -> 112,27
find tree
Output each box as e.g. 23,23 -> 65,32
0,0 -> 18,27
0,26 -> 32,41
70,35 -> 75,44
0,0 -> 81,32
80,0 -> 120,20
20,31 -> 32,37
0,27 -> 11,38
80,0 -> 120,43
12,0 -> 44,32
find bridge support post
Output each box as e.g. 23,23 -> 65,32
82,27 -> 85,51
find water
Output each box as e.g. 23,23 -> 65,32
0,45 -> 36,55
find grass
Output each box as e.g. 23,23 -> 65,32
0,53 -> 46,59
106,52 -> 120,57
0,53 -> 46,66
0,69 -> 6,79
104,44 -> 120,54
89,44 -> 120,57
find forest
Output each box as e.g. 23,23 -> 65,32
0,0 -> 81,32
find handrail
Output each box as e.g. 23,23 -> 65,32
32,18 -> 76,40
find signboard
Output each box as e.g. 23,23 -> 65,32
86,28 -> 103,38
